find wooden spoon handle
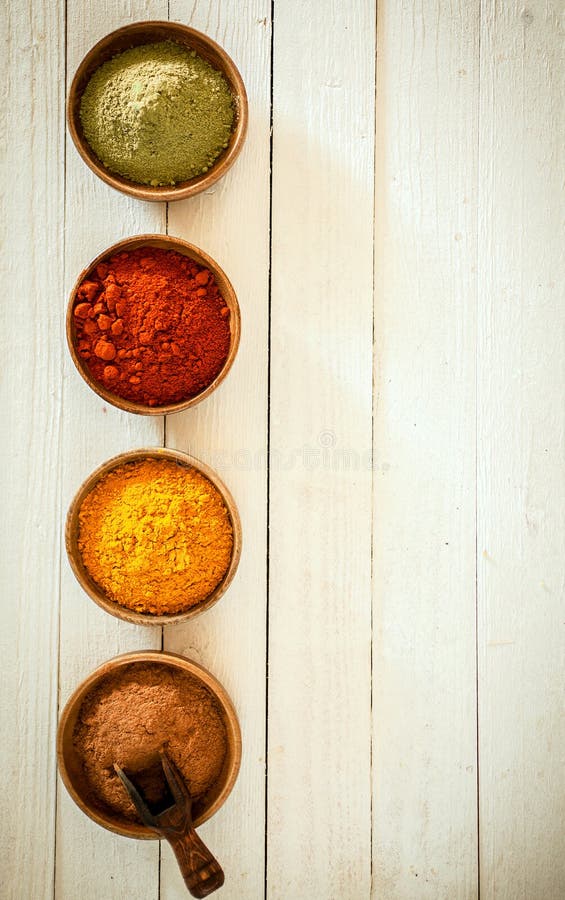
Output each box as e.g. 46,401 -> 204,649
166,826 -> 224,898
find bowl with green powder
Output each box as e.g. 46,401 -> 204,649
68,21 -> 248,201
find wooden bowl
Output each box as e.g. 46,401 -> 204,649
67,21 -> 248,201
66,448 -> 242,626
57,650 -> 242,838
67,234 -> 241,416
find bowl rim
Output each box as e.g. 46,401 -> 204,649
67,20 -> 248,201
66,233 -> 241,416
65,447 -> 242,626
56,649 -> 242,838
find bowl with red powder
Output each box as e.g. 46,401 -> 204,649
67,235 -> 240,414
57,651 -> 241,838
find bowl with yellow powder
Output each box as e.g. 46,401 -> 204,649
66,449 -> 242,625
67,21 -> 248,201
57,650 -> 242,838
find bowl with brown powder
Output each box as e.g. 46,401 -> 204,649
57,651 -> 241,838
67,21 -> 247,201
67,235 -> 241,416
66,449 -> 242,625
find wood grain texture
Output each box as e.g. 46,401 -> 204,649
0,2 -> 65,897
162,2 -> 271,898
372,2 -> 480,897
2,1 -> 565,897
54,3 -> 166,898
267,2 -> 375,897
477,2 -> 565,897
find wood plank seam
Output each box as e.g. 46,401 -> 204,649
475,4 -> 483,896
53,1 -> 69,895
370,2 -> 378,895
264,1 -> 275,898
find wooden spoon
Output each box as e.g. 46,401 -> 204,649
114,751 -> 224,897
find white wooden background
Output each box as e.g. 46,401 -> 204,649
1,1 -> 563,898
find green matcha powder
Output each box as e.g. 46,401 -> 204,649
80,41 -> 235,186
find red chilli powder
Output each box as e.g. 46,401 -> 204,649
73,247 -> 231,407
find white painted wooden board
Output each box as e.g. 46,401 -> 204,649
477,2 -> 565,898
372,3 -> 480,897
1,2 -> 65,897
162,2 -> 271,898
268,2 -> 375,897
55,3 -> 166,898
1,1 -> 564,899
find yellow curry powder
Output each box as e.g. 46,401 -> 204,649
78,458 -> 233,615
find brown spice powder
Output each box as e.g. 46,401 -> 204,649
73,663 -> 228,824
